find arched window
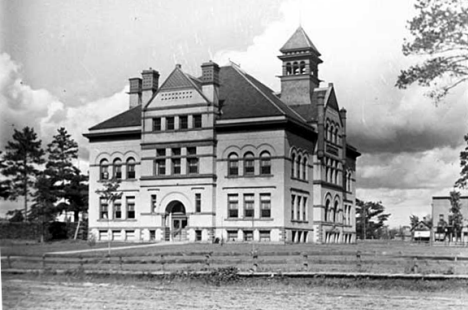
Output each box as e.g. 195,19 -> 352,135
113,158 -> 122,179
244,152 -> 255,176
296,155 -> 302,179
286,63 -> 292,75
335,162 -> 340,185
302,157 -> 308,180
100,159 -> 109,180
325,123 -> 329,141
228,153 -> 239,176
127,158 -> 136,179
325,199 -> 330,222
291,153 -> 296,178
299,61 -> 306,74
333,201 -> 339,222
330,125 -> 334,143
260,151 -> 271,175
335,127 -> 340,144
293,62 -> 299,75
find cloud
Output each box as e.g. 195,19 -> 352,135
0,52 -> 128,169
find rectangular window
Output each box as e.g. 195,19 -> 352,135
172,158 -> 181,175
227,230 -> 238,241
260,230 -> 271,242
260,157 -> 271,175
260,193 -> 271,218
157,148 -> 166,157
150,230 -> 156,240
195,230 -> 202,241
302,197 -> 307,221
195,193 -> 201,213
155,159 -> 166,175
166,117 -> 175,130
99,230 -> 109,241
193,114 -> 202,128
228,194 -> 239,218
125,230 -> 135,241
187,147 -> 197,156
153,118 -> 161,131
244,194 -> 254,218
172,148 -> 181,156
297,196 -> 302,221
243,230 -> 253,241
100,198 -> 108,219
114,164 -> 122,179
151,194 -> 157,213
291,195 -> 295,221
127,197 -> 135,219
114,200 -> 122,219
112,230 -> 121,241
188,158 -> 199,174
180,115 -> 188,129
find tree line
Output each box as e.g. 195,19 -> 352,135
0,127 -> 88,223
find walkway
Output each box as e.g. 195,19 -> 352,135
46,241 -> 190,255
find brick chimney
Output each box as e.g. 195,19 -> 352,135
201,61 -> 220,105
128,78 -> 142,109
141,68 -> 159,105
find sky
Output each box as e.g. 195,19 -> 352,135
1,0 -> 467,227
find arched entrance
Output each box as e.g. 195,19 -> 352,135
164,201 -> 188,241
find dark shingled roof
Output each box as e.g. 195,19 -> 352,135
218,66 -> 304,122
280,26 -> 320,55
89,105 -> 142,130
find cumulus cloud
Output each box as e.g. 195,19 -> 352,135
0,52 -> 129,170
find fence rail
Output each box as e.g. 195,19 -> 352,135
3,250 -> 468,275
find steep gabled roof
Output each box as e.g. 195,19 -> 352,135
158,67 -> 198,91
89,105 -> 141,130
280,26 -> 320,55
218,65 -> 305,122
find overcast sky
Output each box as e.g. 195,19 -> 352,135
1,0 -> 467,227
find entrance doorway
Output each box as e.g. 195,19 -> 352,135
164,201 -> 188,241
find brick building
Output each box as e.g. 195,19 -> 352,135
84,27 -> 360,243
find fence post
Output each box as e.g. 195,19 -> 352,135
252,251 -> 258,272
42,254 -> 47,269
79,255 -> 84,269
205,253 -> 211,268
302,253 -> 309,271
356,251 -> 362,271
412,258 -> 419,274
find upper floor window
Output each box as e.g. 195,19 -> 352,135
244,194 -> 254,218
299,61 -> 306,74
228,194 -> 239,218
244,152 -> 255,176
193,114 -> 202,128
172,158 -> 181,175
100,198 -> 108,219
325,199 -> 330,222
260,152 -> 271,175
113,159 -> 122,179
286,62 -> 292,75
153,118 -> 161,131
127,196 -> 135,219
180,115 -> 188,129
127,158 -> 136,179
228,153 -> 239,176
291,153 -> 296,177
100,159 -> 109,180
195,193 -> 201,213
302,157 -> 308,180
293,62 -> 299,74
188,157 -> 199,174
114,199 -> 122,219
166,117 -> 175,130
296,155 -> 302,179
260,193 -> 271,218
154,159 -> 165,176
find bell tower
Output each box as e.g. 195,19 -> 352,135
278,26 -> 322,106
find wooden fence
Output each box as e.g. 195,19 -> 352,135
3,250 -> 468,275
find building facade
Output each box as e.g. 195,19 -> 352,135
432,196 -> 468,242
84,27 -> 360,243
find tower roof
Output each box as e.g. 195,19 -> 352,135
280,26 -> 320,55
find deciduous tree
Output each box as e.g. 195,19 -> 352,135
396,0 -> 468,102
449,190 -> 463,241
356,199 -> 391,240
0,127 -> 45,218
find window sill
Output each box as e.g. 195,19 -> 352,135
291,177 -> 309,183
226,174 -> 274,179
291,220 -> 309,224
97,219 -> 137,222
225,218 -> 273,221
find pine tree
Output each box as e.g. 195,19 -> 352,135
356,199 -> 391,239
1,127 -> 45,218
396,0 -> 468,102
62,167 -> 88,222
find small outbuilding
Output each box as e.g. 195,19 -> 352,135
411,221 -> 431,242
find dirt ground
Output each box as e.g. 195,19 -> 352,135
3,274 -> 468,310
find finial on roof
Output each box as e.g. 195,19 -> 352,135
176,64 -> 182,69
